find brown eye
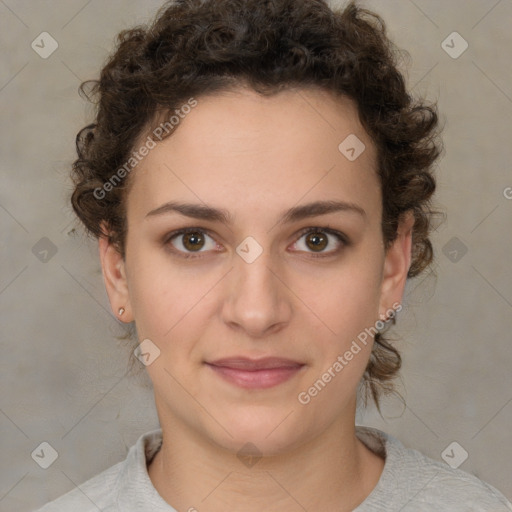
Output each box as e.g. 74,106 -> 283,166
166,228 -> 217,257
182,231 -> 205,251
305,231 -> 328,252
293,227 -> 348,257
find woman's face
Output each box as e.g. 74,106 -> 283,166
100,86 -> 412,454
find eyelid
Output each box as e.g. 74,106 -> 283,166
163,227 -> 221,259
163,225 -> 349,259
292,226 -> 349,258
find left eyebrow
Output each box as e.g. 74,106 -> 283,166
145,199 -> 367,224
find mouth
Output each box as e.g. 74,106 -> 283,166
204,357 -> 305,389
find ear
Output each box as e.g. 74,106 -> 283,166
98,221 -> 133,322
378,210 -> 415,319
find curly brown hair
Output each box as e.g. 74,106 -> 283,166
70,0 -> 443,412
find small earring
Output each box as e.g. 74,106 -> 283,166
118,307 -> 125,316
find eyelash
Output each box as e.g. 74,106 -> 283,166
163,226 -> 350,260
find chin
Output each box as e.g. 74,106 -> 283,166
205,406 -> 310,456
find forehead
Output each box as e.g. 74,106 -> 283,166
126,86 -> 381,223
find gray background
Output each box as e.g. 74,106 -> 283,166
1,0 -> 511,510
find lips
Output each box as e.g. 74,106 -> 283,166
207,357 -> 303,370
205,357 -> 305,389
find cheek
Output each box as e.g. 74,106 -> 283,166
125,245 -> 176,335
331,272 -> 381,339
298,268 -> 382,409
296,255 -> 384,402
125,245 -> 220,345
301,256 -> 383,347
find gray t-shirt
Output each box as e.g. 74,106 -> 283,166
35,426 -> 512,511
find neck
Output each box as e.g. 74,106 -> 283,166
148,402 -> 384,511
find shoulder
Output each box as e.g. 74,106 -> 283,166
34,428 -> 164,512
33,461 -> 123,512
355,426 -> 512,512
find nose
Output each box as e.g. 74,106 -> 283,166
221,247 -> 292,338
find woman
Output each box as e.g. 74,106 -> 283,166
37,0 -> 512,510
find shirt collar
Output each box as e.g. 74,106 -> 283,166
113,426 -> 395,511
115,428 -> 175,511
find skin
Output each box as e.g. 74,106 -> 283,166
99,85 -> 414,511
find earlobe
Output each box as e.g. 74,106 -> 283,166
98,224 -> 133,322
378,210 -> 415,319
